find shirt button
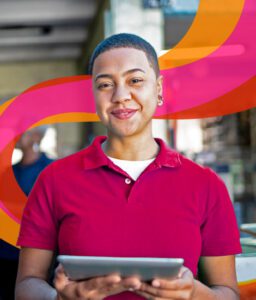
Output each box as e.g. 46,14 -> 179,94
125,178 -> 131,184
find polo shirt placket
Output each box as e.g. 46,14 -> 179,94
82,136 -> 181,205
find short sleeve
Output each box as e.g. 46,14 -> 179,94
200,169 -> 242,256
17,165 -> 58,250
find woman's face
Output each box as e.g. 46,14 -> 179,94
92,47 -> 162,138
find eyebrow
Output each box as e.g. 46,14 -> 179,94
94,68 -> 145,82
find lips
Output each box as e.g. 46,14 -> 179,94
111,108 -> 138,120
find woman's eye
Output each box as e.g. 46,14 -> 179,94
131,78 -> 143,84
97,82 -> 113,89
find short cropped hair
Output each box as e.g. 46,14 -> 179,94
88,33 -> 160,76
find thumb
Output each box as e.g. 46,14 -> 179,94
177,266 -> 192,279
54,264 -> 70,291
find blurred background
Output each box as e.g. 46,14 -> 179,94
0,0 -> 256,298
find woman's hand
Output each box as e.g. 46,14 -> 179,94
135,266 -> 195,300
54,264 -> 141,300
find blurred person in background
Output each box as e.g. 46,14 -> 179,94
12,126 -> 54,196
0,126 -> 54,300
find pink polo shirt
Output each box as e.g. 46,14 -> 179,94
17,136 -> 241,299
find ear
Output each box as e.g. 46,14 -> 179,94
156,75 -> 163,97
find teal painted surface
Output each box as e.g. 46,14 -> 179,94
240,237 -> 256,254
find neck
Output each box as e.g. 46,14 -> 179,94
21,148 -> 41,165
102,132 -> 159,161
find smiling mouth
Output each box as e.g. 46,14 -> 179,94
111,108 -> 138,120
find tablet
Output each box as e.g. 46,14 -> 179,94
57,255 -> 184,281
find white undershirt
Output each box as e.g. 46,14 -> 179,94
108,156 -> 155,180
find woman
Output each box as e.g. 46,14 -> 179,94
15,33 -> 241,300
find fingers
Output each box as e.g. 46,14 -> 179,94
55,273 -> 126,300
138,283 -> 193,299
55,263 -> 65,276
54,268 -> 194,300
134,267 -> 195,300
151,277 -> 192,291
76,274 -> 127,299
54,265 -> 124,299
151,266 -> 193,290
84,273 -> 121,290
122,276 -> 142,290
54,264 -> 71,291
178,266 -> 192,279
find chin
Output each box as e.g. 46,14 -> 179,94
116,131 -> 137,138
109,127 -> 139,138
108,122 -> 151,138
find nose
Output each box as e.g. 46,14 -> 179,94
112,84 -> 131,103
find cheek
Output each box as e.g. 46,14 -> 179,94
139,88 -> 158,109
95,99 -> 110,120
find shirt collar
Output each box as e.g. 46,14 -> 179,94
153,137 -> 182,168
83,136 -> 181,170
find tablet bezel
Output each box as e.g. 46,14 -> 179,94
57,255 -> 184,281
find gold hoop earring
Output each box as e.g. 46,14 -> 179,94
158,95 -> 163,106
